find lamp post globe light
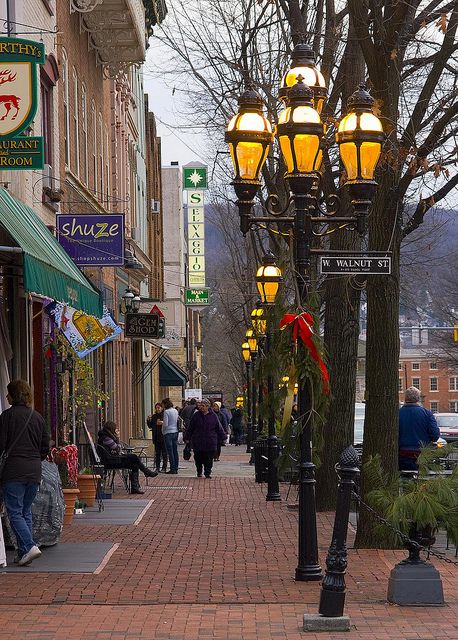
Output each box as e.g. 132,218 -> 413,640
225,43 -> 384,581
241,341 -> 252,455
256,252 -> 282,501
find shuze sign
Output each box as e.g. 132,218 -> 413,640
319,255 -> 391,275
124,313 -> 164,339
57,214 -> 125,266
0,37 -> 45,169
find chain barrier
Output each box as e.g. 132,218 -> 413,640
352,489 -> 458,568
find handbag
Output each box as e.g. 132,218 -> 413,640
0,407 -> 34,481
183,442 -> 192,461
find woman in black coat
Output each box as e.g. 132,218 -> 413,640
97,422 -> 157,494
185,399 -> 226,479
0,379 -> 49,566
147,403 -> 168,472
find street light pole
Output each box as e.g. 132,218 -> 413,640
290,182 -> 322,579
265,323 -> 281,501
250,351 -> 258,464
225,43 -> 384,582
245,360 -> 252,454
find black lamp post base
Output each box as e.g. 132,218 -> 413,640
266,492 -> 281,501
295,565 -> 322,582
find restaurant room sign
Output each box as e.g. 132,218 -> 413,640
0,38 -> 45,169
57,214 -> 125,266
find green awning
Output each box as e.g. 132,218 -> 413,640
159,355 -> 188,387
0,188 -> 102,316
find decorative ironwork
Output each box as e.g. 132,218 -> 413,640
70,0 -> 103,13
265,193 -> 294,217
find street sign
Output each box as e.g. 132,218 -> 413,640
124,313 -> 165,339
319,255 -> 391,275
183,165 -> 207,189
185,288 -> 209,305
149,304 -> 164,317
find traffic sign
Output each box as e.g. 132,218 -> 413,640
185,288 -> 209,305
149,304 -> 164,317
319,255 -> 391,275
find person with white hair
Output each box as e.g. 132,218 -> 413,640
399,386 -> 440,470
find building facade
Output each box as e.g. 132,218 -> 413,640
0,0 -> 168,448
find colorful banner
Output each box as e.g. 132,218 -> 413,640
46,301 -> 122,358
57,214 -> 125,266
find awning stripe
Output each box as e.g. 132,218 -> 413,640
0,188 -> 102,316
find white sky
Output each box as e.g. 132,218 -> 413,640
144,42 -> 208,169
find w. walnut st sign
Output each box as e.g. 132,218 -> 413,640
319,255 -> 391,275
0,37 -> 45,169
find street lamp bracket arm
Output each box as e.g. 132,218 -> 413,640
316,192 -> 341,217
265,193 -> 294,217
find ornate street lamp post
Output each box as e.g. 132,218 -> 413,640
241,341 -> 252,455
225,43 -> 383,581
256,251 -> 283,501
245,328 -> 258,464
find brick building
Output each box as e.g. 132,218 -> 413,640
0,1 -> 168,446
399,347 -> 458,413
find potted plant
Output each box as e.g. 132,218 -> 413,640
366,445 -> 458,552
77,467 -> 101,507
48,444 -> 80,525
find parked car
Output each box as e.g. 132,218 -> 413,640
435,413 -> 458,444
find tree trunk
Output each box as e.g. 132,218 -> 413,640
316,18 -> 364,512
354,170 -> 401,548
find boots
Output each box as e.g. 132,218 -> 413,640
139,461 -> 158,478
130,470 -> 144,494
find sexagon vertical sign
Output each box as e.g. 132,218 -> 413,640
0,38 -> 45,169
183,163 -> 207,287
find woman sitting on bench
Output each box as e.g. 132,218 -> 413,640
97,421 -> 157,494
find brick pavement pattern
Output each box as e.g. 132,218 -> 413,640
0,448 -> 457,639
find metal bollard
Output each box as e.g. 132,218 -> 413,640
318,446 -> 360,617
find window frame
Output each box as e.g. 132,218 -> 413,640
450,377 -> 458,392
429,377 -> 438,392
81,84 -> 88,185
429,362 -> 438,370
412,362 -> 420,371
62,51 -> 70,168
430,401 -> 438,413
412,377 -> 420,389
72,68 -> 80,176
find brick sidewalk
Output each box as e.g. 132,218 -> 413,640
0,449 -> 457,639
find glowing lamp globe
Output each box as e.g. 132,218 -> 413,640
256,251 -> 282,306
277,77 -> 324,176
336,85 -> 384,183
279,43 -> 327,113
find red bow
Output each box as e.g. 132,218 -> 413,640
280,312 -> 329,394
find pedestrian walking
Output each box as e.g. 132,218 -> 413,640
185,398 -> 226,478
212,401 -> 229,461
0,379 -> 49,566
399,386 -> 440,471
180,398 -> 198,430
98,422 -> 158,494
230,407 -> 243,445
162,398 -> 179,474
147,403 -> 168,472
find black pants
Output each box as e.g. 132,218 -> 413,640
194,450 -> 214,477
154,440 -> 168,470
103,454 -> 147,473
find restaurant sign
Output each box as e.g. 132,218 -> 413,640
57,214 -> 125,266
0,38 -> 45,169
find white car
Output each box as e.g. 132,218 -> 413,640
354,402 -> 365,445
435,413 -> 458,444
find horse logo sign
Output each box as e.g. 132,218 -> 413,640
0,38 -> 45,168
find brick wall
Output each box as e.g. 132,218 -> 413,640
399,356 -> 458,412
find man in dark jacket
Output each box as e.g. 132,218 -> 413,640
399,386 -> 440,470
180,398 -> 198,430
185,398 -> 226,479
0,379 -> 49,566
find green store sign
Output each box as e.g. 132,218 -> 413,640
185,288 -> 210,305
0,37 -> 45,170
